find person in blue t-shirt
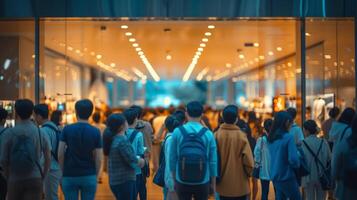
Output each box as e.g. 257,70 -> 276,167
268,111 -> 301,200
123,108 -> 146,200
58,99 -> 102,200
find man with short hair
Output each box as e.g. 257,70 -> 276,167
0,99 -> 51,200
124,108 -> 146,200
215,105 -> 254,200
0,108 -> 8,200
58,99 -> 102,200
287,107 -> 305,146
170,101 -> 217,200
322,107 -> 340,142
33,104 -> 62,200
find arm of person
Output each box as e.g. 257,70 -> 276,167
155,124 -> 166,141
58,141 -> 66,171
288,135 -> 300,168
169,129 -> 179,187
243,138 -> 255,176
137,132 -> 145,157
208,132 -> 217,193
253,137 -> 262,164
120,140 -> 144,168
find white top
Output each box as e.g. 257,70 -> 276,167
254,135 -> 271,180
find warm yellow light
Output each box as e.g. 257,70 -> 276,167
90,51 -> 95,56
67,46 -> 73,51
110,63 -> 116,67
276,47 -> 283,51
140,55 -> 146,59
305,32 -> 311,37
138,51 -> 144,56
132,43 -> 139,47
259,55 -> 265,60
166,54 -> 172,60
32,54 -> 35,58
121,25 -> 128,29
226,63 -> 232,68
198,48 -> 204,52
254,58 -> 259,62
254,43 -> 259,47
96,54 -> 102,59
196,52 -> 201,56
268,51 -> 274,56
200,43 -> 206,47
125,32 -> 132,36
202,38 -> 208,42
287,62 -> 292,67
324,55 -> 332,59
75,49 -> 81,54
208,25 -> 215,29
239,54 -> 245,59
205,32 -> 212,36
135,47 -> 142,52
129,38 -> 136,42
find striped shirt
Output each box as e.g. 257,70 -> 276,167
108,134 -> 138,186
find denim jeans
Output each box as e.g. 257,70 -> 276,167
62,175 -> 97,200
110,181 -> 136,200
135,174 -> 147,200
273,179 -> 301,200
44,169 -> 62,200
260,179 -> 270,200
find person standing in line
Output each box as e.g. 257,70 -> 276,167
321,107 -> 340,144
268,111 -> 301,200
123,108 -> 146,200
0,108 -> 8,200
332,115 -> 357,200
50,110 -> 64,130
152,108 -> 167,173
254,119 -> 273,200
329,108 -> 355,149
91,112 -> 106,184
287,108 -> 305,146
215,105 -> 254,200
58,99 -> 102,200
170,101 -> 217,200
33,104 -> 62,200
301,120 -> 331,200
0,99 -> 51,200
104,113 -> 145,200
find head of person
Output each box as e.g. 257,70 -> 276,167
130,105 -> 143,119
92,112 -> 101,124
338,107 -> 355,125
0,108 -> 8,126
33,104 -> 49,125
165,115 -> 180,133
173,109 -> 186,125
75,99 -> 93,121
51,110 -> 63,126
329,107 -> 340,119
286,107 -> 297,121
106,113 -> 127,134
15,99 -> 34,121
268,111 -> 293,143
263,119 -> 273,134
222,105 -> 238,124
303,120 -> 320,136
186,101 -> 204,121
123,108 -> 138,126
247,111 -> 257,123
348,114 -> 357,148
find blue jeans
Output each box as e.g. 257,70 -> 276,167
110,181 -> 136,200
44,169 -> 62,200
260,179 -> 270,200
135,174 -> 147,200
62,175 -> 97,200
273,179 -> 301,200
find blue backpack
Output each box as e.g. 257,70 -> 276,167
178,126 -> 208,184
42,124 -> 61,161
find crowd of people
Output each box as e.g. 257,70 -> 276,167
0,98 -> 356,200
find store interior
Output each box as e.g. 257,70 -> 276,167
0,18 -> 355,125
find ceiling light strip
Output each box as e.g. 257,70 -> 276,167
196,68 -> 209,81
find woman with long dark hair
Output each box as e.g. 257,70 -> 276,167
329,107 -> 355,148
268,111 -> 301,200
332,115 -> 357,200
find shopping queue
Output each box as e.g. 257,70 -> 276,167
0,99 -> 357,200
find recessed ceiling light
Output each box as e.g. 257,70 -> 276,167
138,51 -> 144,56
135,47 -> 142,51
166,54 -> 172,60
239,54 -> 245,59
205,32 -> 212,36
259,55 -> 265,60
268,51 -> 274,56
67,46 -> 73,51
324,55 -> 332,59
208,25 -> 215,29
202,38 -> 209,42
305,32 -> 311,37
200,43 -> 206,47
132,43 -> 139,47
194,55 -> 200,59
196,51 -> 201,56
254,43 -> 259,47
140,55 -> 146,59
110,63 -> 116,67
226,63 -> 232,68
121,25 -> 128,29
75,49 -> 81,54
125,32 -> 132,36
287,62 -> 292,67
276,47 -> 283,51
96,54 -> 102,59
129,38 -> 136,42
198,47 -> 204,52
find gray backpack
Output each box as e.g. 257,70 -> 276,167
9,127 -> 43,177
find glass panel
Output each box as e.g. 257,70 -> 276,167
305,18 -> 355,127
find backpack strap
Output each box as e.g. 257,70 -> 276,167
303,140 -> 326,172
36,127 -> 44,179
339,126 -> 350,142
42,124 -> 60,161
197,127 -> 208,137
129,130 -> 139,144
0,128 -> 8,136
178,126 -> 188,138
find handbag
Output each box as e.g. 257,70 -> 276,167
303,140 -> 332,190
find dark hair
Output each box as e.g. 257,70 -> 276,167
75,99 -> 93,120
103,113 -> 127,156
34,104 -> 49,119
123,108 -> 138,125
263,119 -> 273,133
329,107 -> 340,119
247,111 -> 257,123
51,110 -> 62,126
0,108 -> 8,121
303,120 -> 319,135
286,107 -> 297,120
15,99 -> 34,120
130,105 -> 143,119
92,112 -> 101,123
186,101 -> 203,118
165,115 -> 180,133
222,105 -> 238,124
348,115 -> 357,148
173,110 -> 186,125
338,107 -> 355,125
268,111 -> 293,143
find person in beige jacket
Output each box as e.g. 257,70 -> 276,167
215,105 -> 254,200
